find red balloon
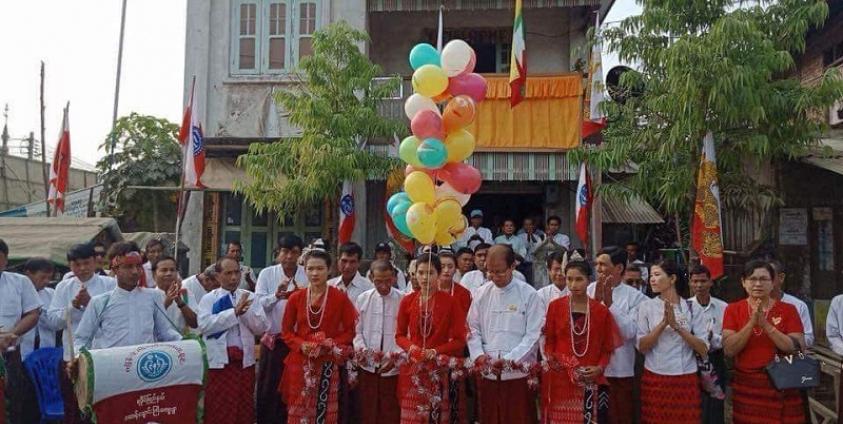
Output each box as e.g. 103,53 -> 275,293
442,162 -> 481,194
448,73 -> 487,103
410,110 -> 444,140
405,164 -> 448,181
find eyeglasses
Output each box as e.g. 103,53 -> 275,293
746,277 -> 772,283
486,269 -> 511,277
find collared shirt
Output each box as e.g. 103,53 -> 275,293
467,279 -> 542,380
20,287 -> 57,359
455,226 -> 494,250
73,287 -> 183,351
517,232 -> 543,263
255,264 -> 308,335
353,287 -> 403,376
328,272 -> 374,306
154,287 -> 198,335
182,274 -> 211,306
826,294 -> 843,355
198,288 -> 269,369
587,281 -> 648,378
537,284 -> 569,312
0,272 -> 42,348
493,234 -> 527,259
637,298 -> 708,376
48,274 -> 116,359
781,293 -> 814,347
689,295 -> 728,351
459,270 -> 527,295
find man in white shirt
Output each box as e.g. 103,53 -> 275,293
329,242 -> 374,304
493,218 -> 528,259
460,243 -> 492,292
367,242 -> 408,292
353,260 -> 404,424
141,238 -> 165,288
226,240 -> 257,291
769,260 -> 814,348
826,294 -> 843,355
516,217 -> 542,284
537,251 -> 570,311
454,248 -> 475,283
199,256 -> 269,424
587,248 -> 648,424
689,264 -> 728,424
255,235 -> 307,424
183,265 -> 219,306
0,239 -> 43,424
467,245 -> 542,423
153,255 -> 198,334
455,209 -> 494,250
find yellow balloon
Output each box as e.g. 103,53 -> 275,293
404,171 -> 435,205
435,230 -> 456,246
434,199 -> 462,233
412,65 -> 449,98
406,202 -> 436,244
445,129 -> 476,163
449,215 -> 468,236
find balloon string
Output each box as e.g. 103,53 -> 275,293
421,244 -> 434,350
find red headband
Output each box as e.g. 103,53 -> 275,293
110,251 -> 143,268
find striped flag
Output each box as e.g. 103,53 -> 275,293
338,181 -> 355,245
691,132 -> 724,279
48,103 -> 71,215
582,14 -> 606,139
575,162 -> 592,244
509,0 -> 527,107
178,77 -> 206,188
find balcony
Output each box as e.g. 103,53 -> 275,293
367,0 -> 600,12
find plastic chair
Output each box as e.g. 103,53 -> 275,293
23,347 -> 65,423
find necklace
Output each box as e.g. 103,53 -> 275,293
307,286 -> 329,330
419,292 -> 436,340
569,298 -> 591,357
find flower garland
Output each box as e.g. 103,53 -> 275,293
299,332 -> 353,399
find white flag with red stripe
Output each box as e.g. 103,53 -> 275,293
48,103 -> 71,215
178,77 -> 206,188
575,162 -> 592,244
338,181 -> 355,245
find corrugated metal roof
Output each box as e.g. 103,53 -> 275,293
601,195 -> 664,224
368,0 -> 600,12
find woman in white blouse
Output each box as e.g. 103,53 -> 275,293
636,259 -> 708,423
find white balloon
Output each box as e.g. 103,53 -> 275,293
404,93 -> 440,120
441,40 -> 474,77
435,181 -> 471,206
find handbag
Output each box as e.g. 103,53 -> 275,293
765,352 -> 820,390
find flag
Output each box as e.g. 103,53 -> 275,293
575,162 -> 592,244
509,0 -> 527,107
582,14 -> 606,140
338,180 -> 355,245
385,136 -> 416,253
691,132 -> 724,279
178,77 -> 206,188
48,102 -> 71,215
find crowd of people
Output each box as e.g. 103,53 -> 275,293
1,228 -> 842,424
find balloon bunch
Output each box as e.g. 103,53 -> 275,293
386,40 -> 488,246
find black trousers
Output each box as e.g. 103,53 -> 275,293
256,342 -> 290,424
4,350 -> 42,424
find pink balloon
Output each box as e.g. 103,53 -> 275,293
442,162 -> 482,194
448,73 -> 487,103
410,110 -> 444,140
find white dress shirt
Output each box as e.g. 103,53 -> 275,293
781,293 -> 814,347
455,226 -> 494,250
154,288 -> 198,335
537,284 -> 569,312
198,288 -> 269,369
0,271 -> 43,348
182,275 -> 211,306
826,294 -> 843,355
20,287 -> 57,359
493,235 -> 528,259
255,264 -> 308,335
689,295 -> 728,351
328,272 -> 374,306
467,279 -> 542,380
353,288 -> 404,376
73,287 -> 183,351
637,298 -> 708,376
460,270 -> 526,295
141,262 -> 156,288
587,281 -> 648,378
48,274 -> 116,359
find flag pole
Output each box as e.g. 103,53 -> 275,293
174,77 -> 195,264
40,61 -> 50,217
109,0 -> 128,170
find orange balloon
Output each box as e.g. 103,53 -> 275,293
433,92 -> 453,104
443,95 -> 476,132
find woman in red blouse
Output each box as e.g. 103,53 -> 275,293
437,251 -> 472,316
395,253 -> 468,424
542,258 -> 621,423
723,260 -> 805,424
280,250 -> 358,424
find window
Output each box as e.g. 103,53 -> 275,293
428,28 -> 513,73
231,0 -> 322,75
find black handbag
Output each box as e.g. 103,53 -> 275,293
764,352 -> 820,390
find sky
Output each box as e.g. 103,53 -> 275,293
0,0 -> 187,170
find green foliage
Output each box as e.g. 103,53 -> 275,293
573,0 -> 843,221
237,21 -> 406,216
96,113 -> 181,232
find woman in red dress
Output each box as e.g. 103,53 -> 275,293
280,250 -> 358,424
437,250 -> 472,423
723,259 -> 805,424
395,253 -> 468,424
542,257 -> 621,423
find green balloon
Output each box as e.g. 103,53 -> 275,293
399,136 -> 422,166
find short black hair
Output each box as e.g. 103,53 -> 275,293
474,243 -> 492,253
338,242 -> 363,260
546,250 -> 566,268
23,257 -> 54,274
416,253 -> 442,273
742,259 -> 776,281
278,235 -> 304,250
565,260 -> 592,278
227,240 -> 243,249
455,248 -> 473,258
547,215 -> 561,225
107,241 -> 141,262
146,239 -> 165,251
304,249 -> 332,268
152,255 -> 177,272
599,247 -> 628,272
689,264 -> 711,279
0,238 -> 7,256
68,242 -> 96,262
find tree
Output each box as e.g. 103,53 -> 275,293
575,0 -> 843,247
237,21 -> 406,219
96,113 -> 182,232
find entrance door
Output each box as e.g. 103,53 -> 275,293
465,191 -> 545,236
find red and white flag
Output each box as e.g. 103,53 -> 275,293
575,162 -> 592,244
338,180 -> 355,245
178,77 -> 206,188
691,132 -> 724,279
48,103 -> 71,215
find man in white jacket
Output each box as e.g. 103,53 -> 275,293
198,257 -> 269,424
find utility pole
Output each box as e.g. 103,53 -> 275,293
40,61 -> 50,217
109,0 -> 128,169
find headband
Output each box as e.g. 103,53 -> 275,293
110,251 -> 143,268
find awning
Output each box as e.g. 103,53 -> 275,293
202,158 -> 257,191
601,195 -> 664,224
0,217 -> 123,266
368,0 -> 599,12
